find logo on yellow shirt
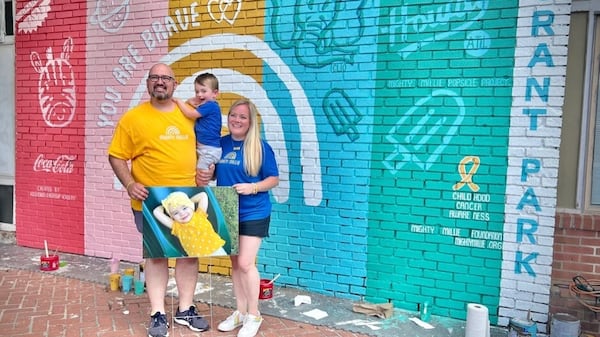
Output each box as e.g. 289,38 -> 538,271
160,126 -> 190,140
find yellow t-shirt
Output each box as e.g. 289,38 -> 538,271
108,102 -> 196,210
171,210 -> 226,256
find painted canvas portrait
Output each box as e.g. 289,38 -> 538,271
142,186 -> 239,258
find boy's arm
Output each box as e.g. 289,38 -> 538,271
173,98 -> 201,119
153,205 -> 174,229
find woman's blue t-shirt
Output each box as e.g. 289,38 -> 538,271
216,134 -> 279,222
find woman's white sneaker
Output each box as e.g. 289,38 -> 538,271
237,313 -> 263,337
218,310 -> 245,332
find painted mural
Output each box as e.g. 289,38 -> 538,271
14,0 -> 571,331
370,1 -> 516,324
15,0 -> 85,252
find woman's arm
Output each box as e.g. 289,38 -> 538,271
256,176 -> 279,192
233,176 -> 279,195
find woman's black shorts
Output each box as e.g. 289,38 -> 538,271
239,216 -> 270,238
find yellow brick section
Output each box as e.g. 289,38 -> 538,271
167,257 -> 232,276
165,1 -> 265,276
198,256 -> 232,275
168,0 -> 265,115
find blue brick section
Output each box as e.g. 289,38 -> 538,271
257,1 -> 381,300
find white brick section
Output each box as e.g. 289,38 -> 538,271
499,0 -> 571,330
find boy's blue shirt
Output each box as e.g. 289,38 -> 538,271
194,100 -> 222,147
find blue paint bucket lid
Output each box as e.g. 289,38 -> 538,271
509,317 -> 537,336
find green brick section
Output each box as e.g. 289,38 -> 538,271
368,1 -> 518,323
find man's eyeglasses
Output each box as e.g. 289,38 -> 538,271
148,75 -> 175,83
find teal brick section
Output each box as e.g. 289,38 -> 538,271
369,1 -> 517,324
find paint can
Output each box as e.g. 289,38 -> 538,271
420,301 -> 431,322
259,279 -> 273,300
109,273 -> 121,291
40,255 -> 59,271
550,313 -> 580,337
508,317 -> 537,337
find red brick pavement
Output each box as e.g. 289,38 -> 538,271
0,269 -> 371,337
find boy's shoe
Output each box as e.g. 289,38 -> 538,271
238,313 -> 263,337
217,310 -> 245,332
148,312 -> 169,337
174,305 -> 210,332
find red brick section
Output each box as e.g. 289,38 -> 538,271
0,269 -> 370,337
551,212 -> 600,337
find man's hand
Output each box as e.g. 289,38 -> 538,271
127,182 -> 148,201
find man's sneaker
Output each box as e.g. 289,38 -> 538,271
217,310 -> 245,332
238,313 -> 263,337
148,312 -> 169,337
174,305 -> 209,332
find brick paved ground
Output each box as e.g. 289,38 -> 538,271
0,268 -> 371,337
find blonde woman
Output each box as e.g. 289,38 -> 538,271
215,99 -> 279,337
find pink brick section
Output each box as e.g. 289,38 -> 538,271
14,0 -> 87,254
551,211 -> 600,337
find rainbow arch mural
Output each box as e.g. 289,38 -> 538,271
14,0 -> 570,330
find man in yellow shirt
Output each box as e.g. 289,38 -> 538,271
108,63 -> 209,337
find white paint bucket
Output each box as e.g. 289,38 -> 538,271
550,313 -> 580,337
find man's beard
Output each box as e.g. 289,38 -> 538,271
150,86 -> 171,100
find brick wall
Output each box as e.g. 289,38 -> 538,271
551,211 -> 600,336
12,0 -> 573,328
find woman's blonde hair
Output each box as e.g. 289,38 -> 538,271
229,99 -> 262,177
